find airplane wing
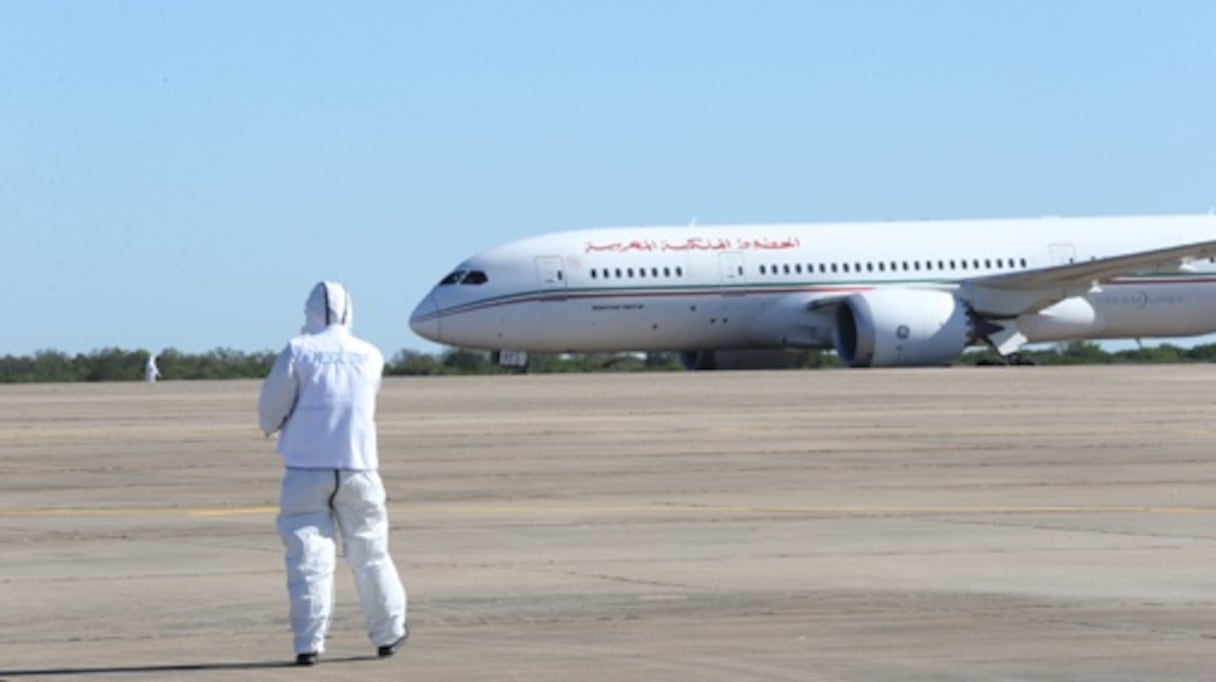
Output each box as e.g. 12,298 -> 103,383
962,238 -> 1216,318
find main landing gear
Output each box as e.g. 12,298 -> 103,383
1003,352 -> 1037,366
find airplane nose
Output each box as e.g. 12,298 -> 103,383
409,293 -> 442,343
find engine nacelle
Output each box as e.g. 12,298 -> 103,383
833,289 -> 972,367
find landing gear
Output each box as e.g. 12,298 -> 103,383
678,350 -> 718,371
1004,352 -> 1036,366
970,311 -> 1033,367
973,349 -> 1036,367
491,350 -> 529,372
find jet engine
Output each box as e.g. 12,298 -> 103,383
832,289 -> 972,367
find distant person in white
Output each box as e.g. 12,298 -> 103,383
258,281 -> 408,666
144,354 -> 160,383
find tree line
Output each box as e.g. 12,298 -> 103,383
4,342 -> 1216,383
0,347 -> 684,383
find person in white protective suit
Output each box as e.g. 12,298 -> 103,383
144,354 -> 160,383
258,281 -> 408,666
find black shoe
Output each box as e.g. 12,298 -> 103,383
377,624 -> 410,658
296,652 -> 319,666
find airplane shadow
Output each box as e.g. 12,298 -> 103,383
0,655 -> 370,677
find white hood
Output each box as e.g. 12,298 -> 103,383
303,281 -> 354,334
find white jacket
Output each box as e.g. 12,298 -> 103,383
258,282 -> 385,471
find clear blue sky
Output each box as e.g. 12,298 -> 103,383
4,1 -> 1215,358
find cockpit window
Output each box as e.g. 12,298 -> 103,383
439,271 -> 466,286
460,270 -> 488,285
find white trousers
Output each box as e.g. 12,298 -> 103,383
277,468 -> 407,654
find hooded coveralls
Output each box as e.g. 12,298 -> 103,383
258,281 -> 407,656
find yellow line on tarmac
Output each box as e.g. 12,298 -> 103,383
2,504 -> 1215,519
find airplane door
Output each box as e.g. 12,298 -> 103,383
719,252 -> 746,293
1049,243 -> 1077,265
532,256 -> 566,339
535,256 -> 566,290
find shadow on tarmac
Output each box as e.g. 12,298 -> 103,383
0,655 -> 370,677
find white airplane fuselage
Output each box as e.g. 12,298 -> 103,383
410,215 -> 1216,367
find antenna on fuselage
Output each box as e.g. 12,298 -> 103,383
689,217 -> 698,227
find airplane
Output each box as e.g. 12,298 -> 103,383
409,214 -> 1216,369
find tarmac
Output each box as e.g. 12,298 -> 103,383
1,365 -> 1215,681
